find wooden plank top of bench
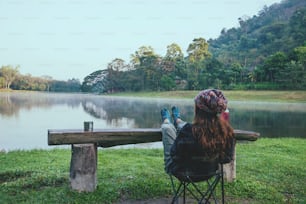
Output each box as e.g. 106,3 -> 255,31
48,128 -> 260,147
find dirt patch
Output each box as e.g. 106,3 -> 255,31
116,196 -> 255,204
116,197 -> 206,204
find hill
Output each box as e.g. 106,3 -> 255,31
208,0 -> 306,68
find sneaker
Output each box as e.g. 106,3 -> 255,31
161,108 -> 171,122
171,106 -> 181,126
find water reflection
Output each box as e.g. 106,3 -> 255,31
0,92 -> 305,151
230,102 -> 306,137
81,97 -> 306,138
0,92 -> 82,117
81,96 -> 191,128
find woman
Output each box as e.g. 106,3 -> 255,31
161,89 -> 235,175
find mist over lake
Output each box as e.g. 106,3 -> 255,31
0,92 -> 305,151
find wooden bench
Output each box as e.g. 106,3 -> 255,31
48,122 -> 260,192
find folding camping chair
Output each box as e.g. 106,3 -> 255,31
169,158 -> 224,204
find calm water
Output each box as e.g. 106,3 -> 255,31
0,92 -> 305,151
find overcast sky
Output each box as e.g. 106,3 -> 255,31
0,0 -> 282,81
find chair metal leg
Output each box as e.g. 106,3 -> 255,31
187,180 -> 205,201
221,164 -> 224,204
170,175 -> 185,204
183,182 -> 186,204
199,176 -> 220,204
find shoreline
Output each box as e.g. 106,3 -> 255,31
1,89 -> 306,103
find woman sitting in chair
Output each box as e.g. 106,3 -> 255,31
161,89 -> 235,176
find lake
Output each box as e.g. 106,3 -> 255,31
0,92 -> 305,151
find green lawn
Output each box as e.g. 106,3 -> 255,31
0,138 -> 305,203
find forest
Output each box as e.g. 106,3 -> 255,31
1,0 -> 305,92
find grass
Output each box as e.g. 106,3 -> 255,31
0,138 -> 305,204
110,90 -> 306,103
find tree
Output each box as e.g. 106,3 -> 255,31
0,77 -> 5,88
293,46 -> 306,66
262,52 -> 287,82
13,74 -> 33,90
203,58 -> 226,88
277,61 -> 306,89
248,67 -> 258,83
41,75 -> 53,92
163,43 -> 184,72
187,38 -> 211,63
238,15 -> 251,33
0,65 -> 20,89
230,62 -> 243,83
186,38 -> 212,90
107,58 -> 128,92
51,79 -> 81,92
165,43 -> 184,61
160,75 -> 176,91
130,46 -> 156,67
289,7 -> 306,46
140,54 -> 162,91
107,58 -> 128,72
130,46 -> 162,91
81,70 -> 108,93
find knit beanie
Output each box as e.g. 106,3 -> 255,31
194,89 -> 227,113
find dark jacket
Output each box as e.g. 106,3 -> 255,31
168,123 -> 235,175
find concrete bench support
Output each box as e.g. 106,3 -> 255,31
223,149 -> 236,182
70,122 -> 97,192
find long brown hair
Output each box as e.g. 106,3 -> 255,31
192,105 -> 234,159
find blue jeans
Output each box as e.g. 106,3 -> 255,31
161,120 -> 186,173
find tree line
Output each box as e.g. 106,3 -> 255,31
0,65 -> 81,92
82,42 -> 306,93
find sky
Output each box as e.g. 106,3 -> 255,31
0,0 -> 282,81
